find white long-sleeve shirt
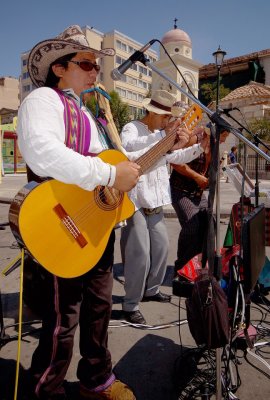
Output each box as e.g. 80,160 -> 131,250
17,87 -> 168,191
121,120 -> 203,209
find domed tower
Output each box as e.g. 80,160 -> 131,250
151,20 -> 202,103
161,26 -> 192,59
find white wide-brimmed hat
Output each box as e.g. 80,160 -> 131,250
142,90 -> 176,115
28,25 -> 115,87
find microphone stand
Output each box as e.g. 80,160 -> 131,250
0,254 -> 42,349
254,134 -> 260,207
136,54 -> 270,400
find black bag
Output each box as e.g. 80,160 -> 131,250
186,271 -> 229,349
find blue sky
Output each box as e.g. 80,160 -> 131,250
1,0 -> 269,78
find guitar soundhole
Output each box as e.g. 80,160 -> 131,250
94,186 -> 123,211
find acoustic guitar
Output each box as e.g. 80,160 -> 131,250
9,104 -> 202,278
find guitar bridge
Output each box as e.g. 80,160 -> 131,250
54,204 -> 87,248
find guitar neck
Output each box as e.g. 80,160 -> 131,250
135,104 -> 202,175
136,127 -> 178,175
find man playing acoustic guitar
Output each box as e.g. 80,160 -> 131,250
15,25 -> 202,400
120,91 -> 209,325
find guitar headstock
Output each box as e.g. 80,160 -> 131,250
95,83 -> 122,150
181,104 -> 203,130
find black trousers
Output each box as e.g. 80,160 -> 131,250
172,193 -> 208,270
26,231 -> 115,399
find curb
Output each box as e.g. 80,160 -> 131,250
163,208 -> 230,219
0,196 -> 231,219
164,213 -> 230,219
0,197 -> 12,205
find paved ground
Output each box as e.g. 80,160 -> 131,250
0,174 -> 270,399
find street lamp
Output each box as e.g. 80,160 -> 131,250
212,45 -> 227,110
212,45 -> 226,400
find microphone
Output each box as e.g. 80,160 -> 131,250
222,106 -> 240,114
111,39 -> 156,81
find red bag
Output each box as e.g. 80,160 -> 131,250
177,254 -> 208,282
177,246 -> 240,282
220,245 -> 240,277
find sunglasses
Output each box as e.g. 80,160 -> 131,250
68,60 -> 101,72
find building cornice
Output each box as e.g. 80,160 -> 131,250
200,48 -> 270,79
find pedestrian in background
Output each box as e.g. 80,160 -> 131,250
228,146 -> 238,164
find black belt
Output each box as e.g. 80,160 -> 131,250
179,188 -> 203,198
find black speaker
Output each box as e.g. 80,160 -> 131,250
242,204 -> 266,295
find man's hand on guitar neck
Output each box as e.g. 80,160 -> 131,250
171,127 -> 191,150
113,161 -> 141,192
164,118 -> 191,151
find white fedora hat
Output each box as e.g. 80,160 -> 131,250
28,25 -> 115,87
142,90 -> 176,115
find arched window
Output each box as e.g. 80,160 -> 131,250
181,73 -> 197,104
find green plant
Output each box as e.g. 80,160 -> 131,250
108,90 -> 131,132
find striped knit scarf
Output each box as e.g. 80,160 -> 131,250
54,89 -> 91,155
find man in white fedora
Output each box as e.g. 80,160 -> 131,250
120,90 -> 208,325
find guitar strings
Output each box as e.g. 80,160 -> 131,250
71,188 -> 121,226
137,107 -> 200,173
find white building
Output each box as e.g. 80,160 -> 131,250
152,26 -> 202,104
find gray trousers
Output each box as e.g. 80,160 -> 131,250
120,208 -> 169,312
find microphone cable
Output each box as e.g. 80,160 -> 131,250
108,318 -> 188,330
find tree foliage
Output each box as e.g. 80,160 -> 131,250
85,90 -> 131,133
108,90 -> 131,132
247,117 -> 270,142
199,81 -> 230,105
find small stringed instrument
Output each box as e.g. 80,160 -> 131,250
9,104 -> 202,278
94,82 -> 123,150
